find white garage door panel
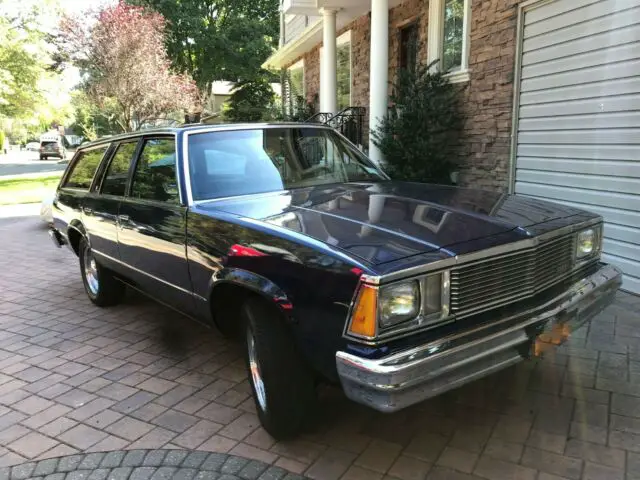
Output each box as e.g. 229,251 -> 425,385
517,157 -> 640,179
517,144 -> 639,161
524,0 -> 637,38
522,23 -> 640,66
604,239 -> 640,265
520,78 -> 640,106
514,0 -> 640,295
521,59 -> 640,93
514,194 -> 640,232
523,6 -> 640,51
601,224 -> 640,246
517,170 -> 640,195
522,42 -> 640,80
519,112 -> 640,131
519,128 -> 640,145
520,93 -> 640,118
515,183 -> 640,213
525,0 -> 600,24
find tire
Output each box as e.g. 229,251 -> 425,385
39,155 -> 44,160
241,297 -> 316,440
79,237 -> 125,307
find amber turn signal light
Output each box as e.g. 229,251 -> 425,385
348,285 -> 378,338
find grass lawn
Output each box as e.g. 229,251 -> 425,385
0,174 -> 62,205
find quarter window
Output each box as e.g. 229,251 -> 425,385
130,138 -> 179,204
101,142 -> 138,197
64,147 -> 108,190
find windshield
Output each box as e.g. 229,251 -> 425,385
187,127 -> 386,201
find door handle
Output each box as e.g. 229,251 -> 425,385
83,207 -> 93,215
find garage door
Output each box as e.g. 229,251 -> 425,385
513,0 -> 640,295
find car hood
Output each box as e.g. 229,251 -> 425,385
196,181 -> 596,266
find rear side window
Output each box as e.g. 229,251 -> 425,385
64,147 -> 108,190
101,142 -> 138,196
130,138 -> 179,204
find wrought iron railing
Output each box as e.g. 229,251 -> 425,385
305,107 -> 366,149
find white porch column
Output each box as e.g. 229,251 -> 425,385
320,8 -> 338,114
368,0 -> 389,165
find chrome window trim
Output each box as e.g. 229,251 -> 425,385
361,217 -> 603,285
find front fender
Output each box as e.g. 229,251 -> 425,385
209,267 -> 294,319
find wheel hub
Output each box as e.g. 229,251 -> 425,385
83,247 -> 100,295
247,329 -> 267,412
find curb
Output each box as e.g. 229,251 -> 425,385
1,450 -> 307,480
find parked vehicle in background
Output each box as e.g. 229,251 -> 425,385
39,133 -> 66,160
49,124 -> 622,439
26,142 -> 40,151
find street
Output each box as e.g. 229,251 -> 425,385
0,150 -> 69,177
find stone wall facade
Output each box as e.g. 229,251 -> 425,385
284,0 -> 522,192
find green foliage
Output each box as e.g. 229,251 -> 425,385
223,77 -> 275,122
127,0 -> 279,95
0,131 -> 5,150
372,62 -> 464,184
67,92 -> 107,140
0,16 -> 44,118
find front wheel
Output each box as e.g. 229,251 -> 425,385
242,297 -> 317,440
79,238 -> 125,307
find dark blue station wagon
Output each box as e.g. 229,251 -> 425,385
50,124 -> 622,439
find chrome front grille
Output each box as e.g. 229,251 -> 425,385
450,234 -> 577,317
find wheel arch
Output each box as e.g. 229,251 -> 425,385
67,221 -> 87,256
208,268 -> 294,336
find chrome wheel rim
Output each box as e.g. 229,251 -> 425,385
83,246 -> 99,295
247,329 -> 267,412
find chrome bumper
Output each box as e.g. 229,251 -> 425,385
336,263 -> 622,413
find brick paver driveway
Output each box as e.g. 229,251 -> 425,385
1,215 -> 639,480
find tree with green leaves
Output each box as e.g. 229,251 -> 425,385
223,76 -> 275,122
0,15 -> 44,118
59,1 -> 199,132
127,0 -> 279,95
372,61 -> 464,184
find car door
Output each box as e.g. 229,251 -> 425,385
117,136 -> 196,315
83,140 -> 140,264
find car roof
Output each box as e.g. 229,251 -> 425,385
78,123 -> 332,150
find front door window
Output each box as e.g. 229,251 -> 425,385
130,138 -> 179,204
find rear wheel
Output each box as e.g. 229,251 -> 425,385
241,297 -> 316,440
39,155 -> 45,160
79,238 -> 125,307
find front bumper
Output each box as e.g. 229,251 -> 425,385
336,263 -> 622,413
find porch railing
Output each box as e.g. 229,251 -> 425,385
305,107 -> 366,150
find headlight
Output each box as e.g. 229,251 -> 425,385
576,227 -> 598,259
379,281 -> 420,327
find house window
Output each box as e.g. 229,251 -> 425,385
321,30 -> 352,111
400,22 -> 419,73
428,0 -> 471,82
442,0 -> 464,71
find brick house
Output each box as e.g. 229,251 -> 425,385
263,0 -> 640,294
